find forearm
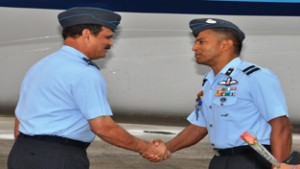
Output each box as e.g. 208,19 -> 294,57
271,127 -> 292,162
269,116 -> 293,162
90,116 -> 150,154
166,124 -> 207,153
98,124 -> 150,153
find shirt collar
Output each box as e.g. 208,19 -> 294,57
219,57 -> 241,75
60,45 -> 89,60
206,57 -> 241,83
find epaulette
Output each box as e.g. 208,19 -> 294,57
242,65 -> 260,76
202,73 -> 208,86
82,58 -> 100,70
202,79 -> 207,86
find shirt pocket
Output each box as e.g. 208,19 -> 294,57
212,96 -> 237,107
212,96 -> 238,121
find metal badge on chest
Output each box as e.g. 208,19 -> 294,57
216,68 -> 238,106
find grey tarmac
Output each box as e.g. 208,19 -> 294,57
1,116 -> 299,169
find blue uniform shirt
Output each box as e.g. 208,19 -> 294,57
187,58 -> 288,149
15,45 -> 113,142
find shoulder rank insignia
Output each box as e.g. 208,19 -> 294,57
218,77 -> 238,86
242,65 -> 260,76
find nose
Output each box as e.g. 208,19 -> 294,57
192,44 -> 197,51
109,39 -> 113,47
108,40 -> 113,47
105,41 -> 113,50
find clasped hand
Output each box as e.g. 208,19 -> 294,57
140,140 -> 171,162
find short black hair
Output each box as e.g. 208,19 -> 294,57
62,24 -> 103,40
211,27 -> 243,55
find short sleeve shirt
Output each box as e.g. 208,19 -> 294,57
187,58 -> 288,149
16,46 -> 113,142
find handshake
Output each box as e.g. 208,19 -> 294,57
140,139 -> 172,163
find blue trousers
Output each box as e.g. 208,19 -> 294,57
7,136 -> 89,169
209,153 -> 271,169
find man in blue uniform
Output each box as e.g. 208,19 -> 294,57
149,18 -> 293,168
7,7 -> 169,169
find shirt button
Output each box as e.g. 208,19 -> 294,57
209,105 -> 212,109
211,143 -> 215,146
209,124 -> 213,128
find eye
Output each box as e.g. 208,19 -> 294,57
106,35 -> 113,40
195,40 -> 205,45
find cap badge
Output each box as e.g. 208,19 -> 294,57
206,19 -> 217,24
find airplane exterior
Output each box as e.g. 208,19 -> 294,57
0,0 -> 300,126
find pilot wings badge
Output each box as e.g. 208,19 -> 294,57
218,77 -> 238,86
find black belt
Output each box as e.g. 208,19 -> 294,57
215,145 -> 271,156
18,132 -> 90,149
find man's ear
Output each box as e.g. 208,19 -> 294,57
221,39 -> 234,52
82,29 -> 92,43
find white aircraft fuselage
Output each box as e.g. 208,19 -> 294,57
0,0 -> 300,126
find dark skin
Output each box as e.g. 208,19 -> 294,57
89,116 -> 169,158
192,29 -> 238,75
195,29 -> 292,167
269,116 -> 293,167
147,29 -> 293,168
166,124 -> 208,153
162,116 -> 292,167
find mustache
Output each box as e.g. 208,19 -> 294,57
105,45 -> 111,50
